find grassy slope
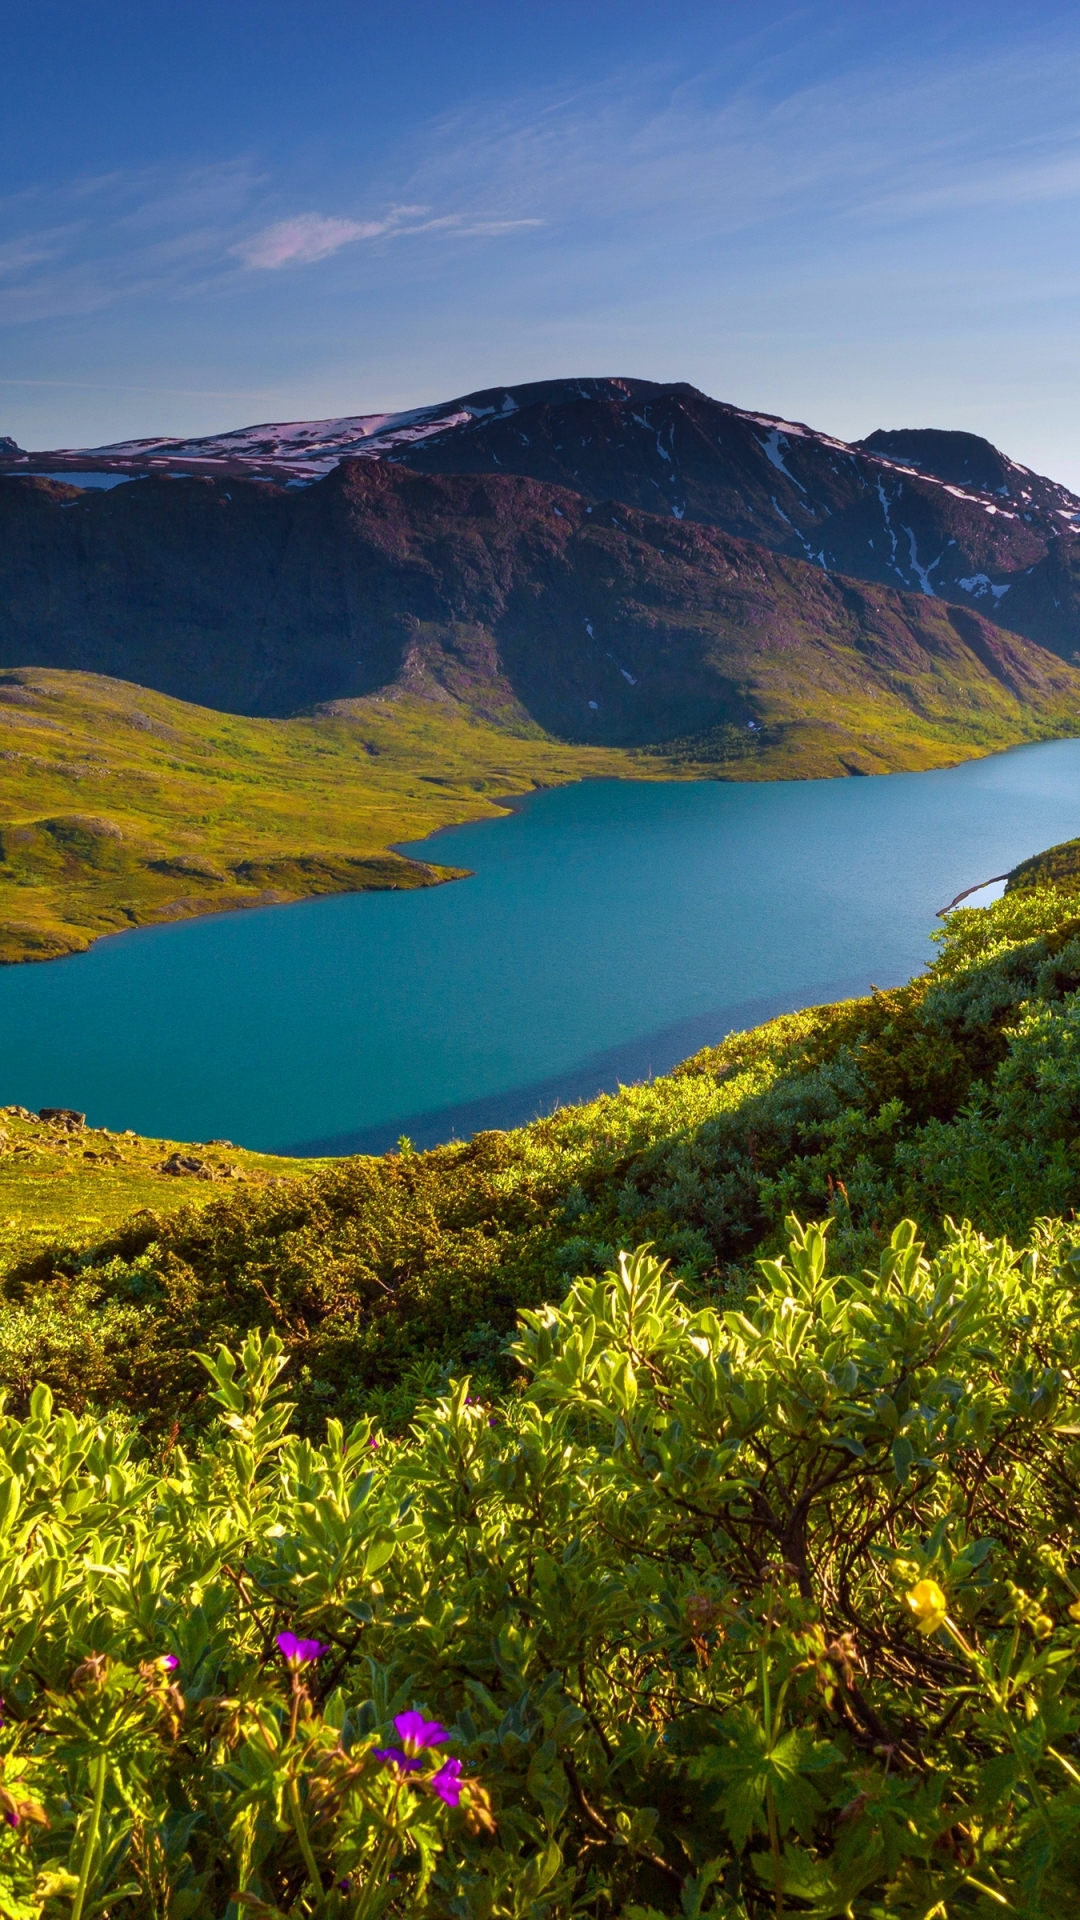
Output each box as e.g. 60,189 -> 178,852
0,667 -> 668,963
0,1103 -> 325,1271
4,647 -> 1079,965
1008,832 -> 1080,893
7,874 -> 1080,1432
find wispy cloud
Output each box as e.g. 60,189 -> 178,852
0,226 -> 80,281
234,203 -> 541,269
387,29 -> 1080,255
851,148 -> 1080,223
0,146 -> 544,322
234,211 -> 391,268
8,12 -> 1080,467
0,160 -> 264,323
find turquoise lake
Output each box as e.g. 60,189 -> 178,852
3,739 -> 1080,1153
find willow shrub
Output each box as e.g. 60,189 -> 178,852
3,1216 -> 1080,1915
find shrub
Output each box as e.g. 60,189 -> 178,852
5,1219 -> 1080,1914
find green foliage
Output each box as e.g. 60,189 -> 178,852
5,1222 -> 1080,1914
11,882 -> 1080,1436
1007,833 -> 1080,898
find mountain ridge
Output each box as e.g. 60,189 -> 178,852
3,460 -> 1079,772
5,376 -> 1080,662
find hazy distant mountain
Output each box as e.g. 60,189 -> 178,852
4,377 -> 1079,664
2,461 -> 1078,783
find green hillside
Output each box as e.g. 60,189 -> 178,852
0,1104 -> 326,1273
3,652 -> 1080,965
1008,832 -> 1080,895
0,667 -> 661,964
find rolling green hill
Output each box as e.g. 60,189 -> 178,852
1008,830 -> 1080,895
0,666 -> 670,963
0,1102 -> 325,1273
4,597 -> 1080,966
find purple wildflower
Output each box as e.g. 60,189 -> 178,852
394,1710 -> 447,1756
374,1711 -> 448,1772
158,1654 -> 179,1672
373,1746 -> 422,1773
276,1631 -> 328,1667
3,1809 -> 17,1830
430,1759 -> 463,1807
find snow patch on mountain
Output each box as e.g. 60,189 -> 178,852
756,429 -> 806,493
959,574 -> 1011,602
57,404 -> 482,480
903,528 -> 942,596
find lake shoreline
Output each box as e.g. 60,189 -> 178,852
2,656 -> 1069,967
2,738 -> 1076,1151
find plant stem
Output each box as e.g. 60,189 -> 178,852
287,1777 -> 324,1905
945,1621 -> 1055,1838
353,1779 -> 404,1920
354,1832 -> 395,1920
766,1784 -> 783,1920
70,1751 -> 107,1920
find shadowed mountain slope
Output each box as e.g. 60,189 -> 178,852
6,376 -> 1080,663
391,382 -> 1080,661
2,462 -> 1079,772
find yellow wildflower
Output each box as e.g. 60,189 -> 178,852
905,1578 -> 948,1636
1068,1598 -> 1080,1623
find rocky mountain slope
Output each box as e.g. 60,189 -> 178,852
3,462 -> 1079,771
6,376 -> 1080,662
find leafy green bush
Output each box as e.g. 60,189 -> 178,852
5,1217 -> 1080,1915
8,883 -> 1080,1434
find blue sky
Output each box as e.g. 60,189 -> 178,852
3,1 -> 1080,482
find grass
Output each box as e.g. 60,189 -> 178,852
0,1102 -> 325,1270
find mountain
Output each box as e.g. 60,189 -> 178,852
2,461 -> 1078,780
6,376 -> 1080,662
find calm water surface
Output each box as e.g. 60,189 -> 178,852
4,740 -> 1080,1153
